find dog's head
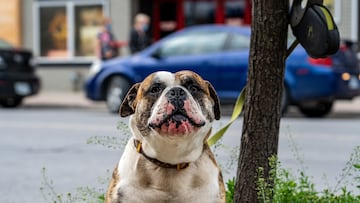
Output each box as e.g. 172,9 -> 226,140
119,70 -> 220,164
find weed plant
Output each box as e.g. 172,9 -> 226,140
224,146 -> 360,203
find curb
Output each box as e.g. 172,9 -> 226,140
22,91 -> 360,116
23,91 -> 106,109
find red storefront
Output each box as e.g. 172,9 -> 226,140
141,0 -> 252,40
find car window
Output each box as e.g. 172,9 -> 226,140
158,31 -> 228,57
287,29 -> 297,48
0,39 -> 14,49
227,34 -> 250,50
226,30 -> 295,50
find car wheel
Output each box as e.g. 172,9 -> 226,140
280,86 -> 289,115
298,101 -> 333,118
0,97 -> 23,108
106,76 -> 131,114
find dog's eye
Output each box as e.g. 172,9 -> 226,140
149,85 -> 162,94
189,85 -> 201,94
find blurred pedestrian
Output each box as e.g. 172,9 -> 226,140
129,13 -> 151,54
95,17 -> 118,61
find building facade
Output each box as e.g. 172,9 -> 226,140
27,0 -> 253,64
0,0 -> 357,91
2,0 -> 357,64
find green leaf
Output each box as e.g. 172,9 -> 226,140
353,164 -> 360,169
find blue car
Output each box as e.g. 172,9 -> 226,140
85,25 -> 360,117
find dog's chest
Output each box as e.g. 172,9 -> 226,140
118,172 -> 219,203
115,145 -> 222,203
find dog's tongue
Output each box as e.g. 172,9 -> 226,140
172,114 -> 187,122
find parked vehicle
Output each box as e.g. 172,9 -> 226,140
295,40 -> 360,117
85,25 -> 360,117
0,39 -> 40,108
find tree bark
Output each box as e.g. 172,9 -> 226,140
234,0 -> 289,202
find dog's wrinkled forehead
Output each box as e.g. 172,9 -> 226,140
152,71 -> 176,87
138,70 -> 210,94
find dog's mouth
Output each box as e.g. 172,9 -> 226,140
149,109 -> 205,135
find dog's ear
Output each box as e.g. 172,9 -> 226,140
119,83 -> 140,117
206,81 -> 221,120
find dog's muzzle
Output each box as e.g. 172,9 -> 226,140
148,87 -> 205,135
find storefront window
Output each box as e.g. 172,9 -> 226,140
159,2 -> 177,38
35,1 -> 108,62
184,1 -> 215,26
74,5 -> 103,57
225,0 -> 245,26
39,6 -> 68,58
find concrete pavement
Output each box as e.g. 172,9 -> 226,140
22,91 -> 360,117
333,97 -> 360,112
23,91 -> 106,110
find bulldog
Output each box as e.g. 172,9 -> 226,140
105,70 -> 225,203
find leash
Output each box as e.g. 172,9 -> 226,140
207,87 -> 246,146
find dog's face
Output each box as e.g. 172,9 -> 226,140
120,70 -> 220,163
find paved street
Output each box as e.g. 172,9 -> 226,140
1,92 -> 360,202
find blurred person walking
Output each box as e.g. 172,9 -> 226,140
95,18 -> 118,61
129,13 -> 151,54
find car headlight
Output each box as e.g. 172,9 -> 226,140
341,72 -> 350,81
0,56 -> 6,69
87,60 -> 102,78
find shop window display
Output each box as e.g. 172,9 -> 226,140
75,5 -> 103,57
39,6 -> 68,58
36,1 -> 105,61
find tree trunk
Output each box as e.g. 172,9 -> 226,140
234,0 -> 289,202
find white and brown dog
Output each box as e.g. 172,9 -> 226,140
105,70 -> 225,203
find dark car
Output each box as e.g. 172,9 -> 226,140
0,39 -> 40,108
332,40 -> 360,99
85,25 -> 360,117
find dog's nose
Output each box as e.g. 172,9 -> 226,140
168,87 -> 186,98
166,87 -> 187,108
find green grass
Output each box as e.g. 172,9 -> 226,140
224,146 -> 360,203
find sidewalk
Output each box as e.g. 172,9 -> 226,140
23,91 -> 360,116
333,97 -> 360,113
23,91 -> 106,109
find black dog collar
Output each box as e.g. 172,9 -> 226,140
133,139 -> 189,170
